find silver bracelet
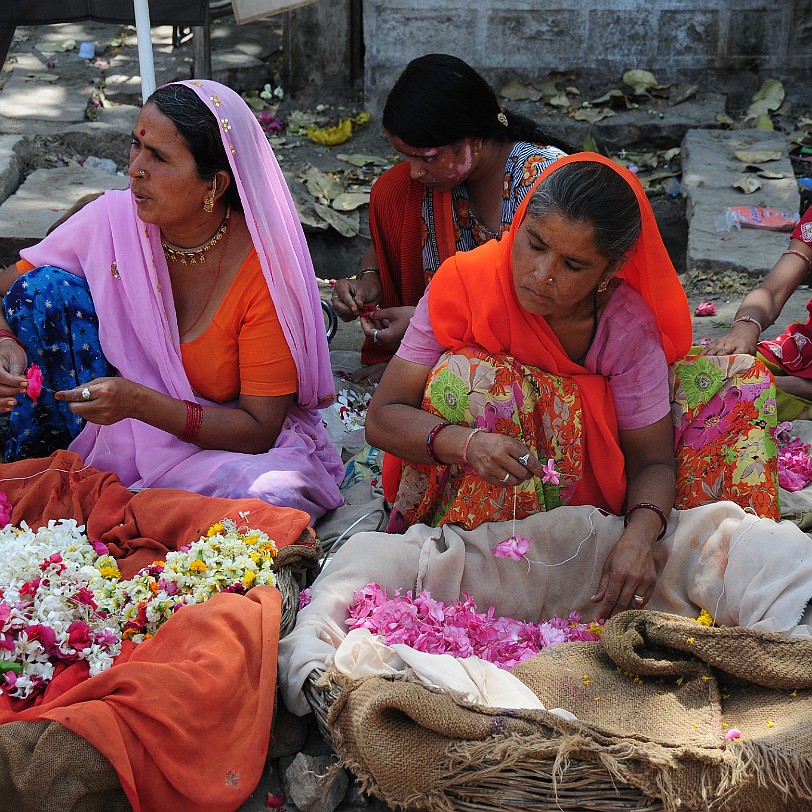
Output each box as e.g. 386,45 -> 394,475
731,315 -> 763,333
356,268 -> 379,279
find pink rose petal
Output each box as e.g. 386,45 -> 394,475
492,534 -> 530,560
265,792 -> 286,809
694,301 -> 718,316
346,584 -> 603,669
26,364 -> 43,404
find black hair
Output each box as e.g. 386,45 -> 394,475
382,54 -> 575,154
147,84 -> 241,211
526,161 -> 642,265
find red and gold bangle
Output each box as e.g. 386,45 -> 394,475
426,421 -> 453,464
624,502 -> 668,541
178,400 -> 203,443
0,329 -> 24,349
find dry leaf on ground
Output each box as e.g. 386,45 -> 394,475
733,176 -> 762,194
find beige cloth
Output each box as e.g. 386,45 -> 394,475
334,627 -> 564,713
280,501 -> 812,714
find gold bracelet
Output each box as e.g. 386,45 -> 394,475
356,268 -> 379,279
731,315 -> 763,333
783,249 -> 812,273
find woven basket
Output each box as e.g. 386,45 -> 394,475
303,668 -> 664,812
275,565 -> 301,639
303,668 -> 339,744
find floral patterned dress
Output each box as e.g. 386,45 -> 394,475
388,350 -> 779,532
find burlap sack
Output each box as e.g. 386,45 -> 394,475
328,611 -> 812,812
0,721 -> 129,811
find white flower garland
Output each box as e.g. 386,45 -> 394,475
0,518 -> 278,699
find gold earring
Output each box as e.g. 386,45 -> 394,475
597,276 -> 611,293
203,177 -> 217,214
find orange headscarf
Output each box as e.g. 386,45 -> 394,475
428,153 -> 692,513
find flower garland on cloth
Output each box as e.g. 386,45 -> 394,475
347,583 -> 602,670
0,517 -> 278,699
773,421 -> 812,492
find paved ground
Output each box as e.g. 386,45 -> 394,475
1,13 -> 810,812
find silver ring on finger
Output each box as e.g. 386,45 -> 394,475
501,471 -> 510,484
518,452 -> 531,466
373,329 -> 380,344
633,594 -> 646,604
81,387 -> 91,401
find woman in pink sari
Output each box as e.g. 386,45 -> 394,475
0,80 -> 343,521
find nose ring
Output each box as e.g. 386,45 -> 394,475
139,169 -> 146,177
547,277 -> 554,283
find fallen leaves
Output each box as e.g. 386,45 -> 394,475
732,176 -> 762,194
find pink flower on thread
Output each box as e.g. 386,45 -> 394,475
694,301 -> 717,316
298,587 -> 312,609
492,534 -> 530,560
725,728 -> 741,741
26,365 -> 43,404
541,458 -> 560,485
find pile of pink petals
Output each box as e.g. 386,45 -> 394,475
347,582 -> 602,670
774,421 -> 812,492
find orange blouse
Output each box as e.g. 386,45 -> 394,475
16,252 -> 298,403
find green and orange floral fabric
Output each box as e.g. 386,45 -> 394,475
671,352 -> 778,520
388,350 -> 779,532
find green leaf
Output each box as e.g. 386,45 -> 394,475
582,132 -> 598,153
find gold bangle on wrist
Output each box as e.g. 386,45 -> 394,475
731,315 -> 763,333
356,268 -> 379,279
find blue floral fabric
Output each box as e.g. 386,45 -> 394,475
3,266 -> 114,461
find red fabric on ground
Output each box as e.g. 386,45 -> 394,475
0,450 -> 306,811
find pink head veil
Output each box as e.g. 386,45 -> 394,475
174,79 -> 334,409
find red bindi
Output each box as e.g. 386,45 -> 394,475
140,129 -> 146,136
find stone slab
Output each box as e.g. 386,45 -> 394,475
0,165 -> 129,242
681,128 -> 799,278
528,92 -> 727,152
0,74 -> 92,130
0,135 -> 23,206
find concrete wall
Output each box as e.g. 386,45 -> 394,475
363,0 -> 812,113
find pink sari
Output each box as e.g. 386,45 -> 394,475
20,80 -> 343,521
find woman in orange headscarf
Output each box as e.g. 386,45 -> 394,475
367,154 -> 778,621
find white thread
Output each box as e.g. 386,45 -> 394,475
710,517 -> 761,623
0,420 -> 114,487
524,507 -> 602,568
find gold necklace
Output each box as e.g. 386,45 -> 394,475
161,208 -> 230,266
